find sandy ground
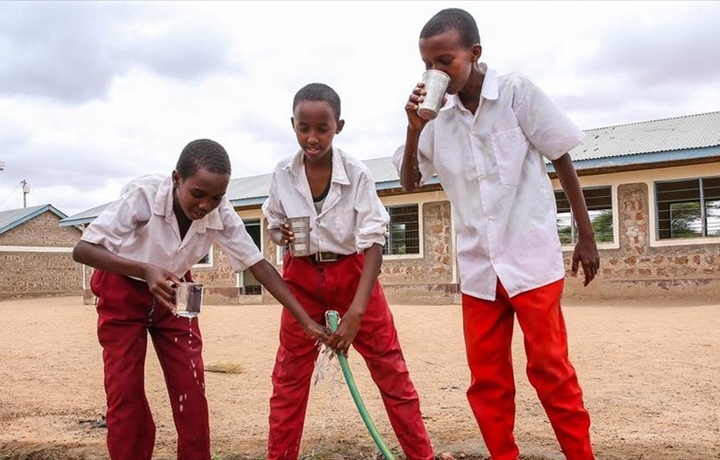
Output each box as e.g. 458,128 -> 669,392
0,295 -> 718,460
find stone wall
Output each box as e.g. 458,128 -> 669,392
563,182 -> 720,303
0,211 -> 84,300
381,201 -> 458,304
76,180 -> 720,306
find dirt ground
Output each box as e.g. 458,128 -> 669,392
0,295 -> 718,460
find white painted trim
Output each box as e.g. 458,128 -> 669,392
0,245 -> 74,253
192,245 -> 214,269
559,184 -> 621,251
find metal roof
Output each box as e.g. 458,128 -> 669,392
56,202 -> 115,228
59,111 -> 720,227
0,204 -> 68,235
571,111 -> 720,161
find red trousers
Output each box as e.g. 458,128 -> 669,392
462,279 -> 594,460
267,253 -> 434,460
91,270 -> 210,460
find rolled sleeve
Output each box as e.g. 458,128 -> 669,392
392,123 -> 437,187
216,203 -> 265,272
81,183 -> 152,253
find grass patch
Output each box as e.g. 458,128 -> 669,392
205,362 -> 244,374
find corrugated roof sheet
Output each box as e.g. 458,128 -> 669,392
571,111 -> 720,160
0,204 -> 67,235
60,111 -> 720,226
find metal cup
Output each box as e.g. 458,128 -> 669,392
174,282 -> 204,318
417,69 -> 450,120
286,216 -> 311,257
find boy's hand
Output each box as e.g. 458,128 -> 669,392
571,237 -> 600,286
143,264 -> 182,312
327,309 -> 362,356
405,83 -> 433,131
302,320 -> 331,344
279,222 -> 294,247
278,221 -> 311,247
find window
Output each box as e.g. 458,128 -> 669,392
243,219 -> 262,294
555,186 -> 614,244
655,176 -> 720,240
193,249 -> 213,268
383,205 -> 420,256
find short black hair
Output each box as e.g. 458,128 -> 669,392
420,8 -> 481,48
293,83 -> 341,121
176,138 -> 231,179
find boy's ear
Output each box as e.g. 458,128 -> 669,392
336,119 -> 345,134
471,44 -> 483,63
290,117 -> 296,129
171,170 -> 180,187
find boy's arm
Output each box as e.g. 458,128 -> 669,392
551,153 -> 601,286
72,240 -> 181,310
248,259 -> 329,343
327,243 -> 383,356
398,83 -> 433,191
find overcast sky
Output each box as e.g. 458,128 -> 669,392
0,1 -> 718,216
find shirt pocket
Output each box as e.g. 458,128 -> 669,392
490,127 -> 529,186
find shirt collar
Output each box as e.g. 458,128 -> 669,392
153,176 -> 223,231
443,62 -> 499,111
285,147 -> 351,186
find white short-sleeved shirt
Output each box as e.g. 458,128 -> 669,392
393,63 -> 585,300
262,147 -> 389,255
81,174 -> 264,278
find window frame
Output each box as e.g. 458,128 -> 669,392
383,203 -> 423,260
654,176 -> 720,242
192,247 -> 214,268
555,185 -> 618,250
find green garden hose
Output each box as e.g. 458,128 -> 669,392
325,310 -> 395,460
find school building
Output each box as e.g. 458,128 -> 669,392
0,204 -> 84,300
59,111 -> 720,305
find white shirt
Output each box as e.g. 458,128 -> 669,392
393,63 -> 585,300
82,174 -> 263,278
262,147 -> 389,255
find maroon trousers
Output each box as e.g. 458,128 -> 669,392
267,253 -> 434,460
462,279 -> 594,460
91,270 -> 210,460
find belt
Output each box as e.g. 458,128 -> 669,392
309,251 -> 346,263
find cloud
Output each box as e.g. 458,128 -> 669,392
1,1 -> 718,216
0,2 -> 242,104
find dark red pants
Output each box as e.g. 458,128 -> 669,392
462,279 -> 594,460
267,253 -> 434,460
91,270 -> 210,460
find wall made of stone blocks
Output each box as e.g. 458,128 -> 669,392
382,201 -> 458,304
562,182 -> 720,303
0,212 -> 82,246
0,251 -> 84,300
0,212 -> 84,299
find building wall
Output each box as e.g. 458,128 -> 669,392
560,164 -> 720,303
0,211 -> 84,300
77,161 -> 720,305
255,163 -> 720,305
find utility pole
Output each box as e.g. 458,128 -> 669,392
21,179 -> 30,208
0,160 -> 5,172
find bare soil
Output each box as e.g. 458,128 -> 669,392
0,295 -> 718,460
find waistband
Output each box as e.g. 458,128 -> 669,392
305,251 -> 347,263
